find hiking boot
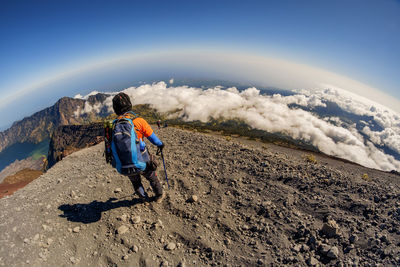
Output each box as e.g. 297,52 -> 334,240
154,192 -> 166,204
136,187 -> 150,205
138,195 -> 150,206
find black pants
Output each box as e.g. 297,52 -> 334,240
128,170 -> 163,198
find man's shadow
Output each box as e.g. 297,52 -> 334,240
58,197 -> 143,224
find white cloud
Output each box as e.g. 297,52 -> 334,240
74,101 -> 103,117
79,82 -> 400,171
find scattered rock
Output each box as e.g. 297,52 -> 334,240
131,215 -> 141,224
1,127 -> 400,267
165,242 -> 176,251
118,214 -> 128,222
69,257 -> 76,264
189,195 -> 198,203
307,256 -> 319,266
321,220 -> 339,237
117,225 -> 129,235
327,246 -> 339,259
349,234 -> 358,244
114,188 -> 122,193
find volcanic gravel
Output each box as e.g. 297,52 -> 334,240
0,127 -> 399,266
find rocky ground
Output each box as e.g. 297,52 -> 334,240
0,127 -> 399,266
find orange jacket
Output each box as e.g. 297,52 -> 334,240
132,117 -> 153,140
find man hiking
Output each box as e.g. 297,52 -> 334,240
112,92 -> 166,203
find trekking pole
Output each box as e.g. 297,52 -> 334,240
157,148 -> 170,189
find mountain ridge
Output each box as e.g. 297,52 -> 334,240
0,97 -> 86,153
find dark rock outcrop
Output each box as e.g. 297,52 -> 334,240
47,123 -> 104,168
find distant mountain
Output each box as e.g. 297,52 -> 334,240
0,93 -> 111,173
0,97 -> 85,153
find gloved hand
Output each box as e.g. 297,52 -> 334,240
158,143 -> 165,152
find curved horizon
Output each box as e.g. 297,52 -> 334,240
1,47 -> 400,118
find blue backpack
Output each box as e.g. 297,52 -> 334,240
110,112 -> 148,175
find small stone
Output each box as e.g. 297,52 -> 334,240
132,245 -> 139,253
349,234 -> 358,244
165,242 -> 176,251
42,224 -> 52,231
345,244 -> 355,253
293,244 -> 301,252
131,216 -> 141,224
321,220 -> 339,237
123,255 -> 129,260
190,195 -> 198,202
114,188 -> 122,193
12,227 -> 17,232
73,226 -> 80,233
23,238 -> 29,244
205,223 -> 211,229
301,244 -> 310,252
307,256 -> 319,266
33,234 -> 40,241
319,244 -> 330,255
327,246 -> 339,259
178,261 -> 186,267
119,214 -> 128,222
117,225 -> 129,235
47,238 -> 53,245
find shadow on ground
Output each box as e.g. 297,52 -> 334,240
58,197 -> 143,223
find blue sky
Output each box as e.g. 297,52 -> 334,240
0,0 -> 399,129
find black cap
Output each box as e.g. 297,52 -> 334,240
112,92 -> 132,115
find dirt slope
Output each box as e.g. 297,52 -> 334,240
0,156 -> 45,184
0,127 -> 399,266
0,169 -> 43,199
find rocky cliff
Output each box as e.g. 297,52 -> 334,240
0,127 -> 399,266
0,93 -> 110,154
47,123 -> 104,169
0,97 -> 84,153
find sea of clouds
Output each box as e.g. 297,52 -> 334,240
75,82 -> 400,172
